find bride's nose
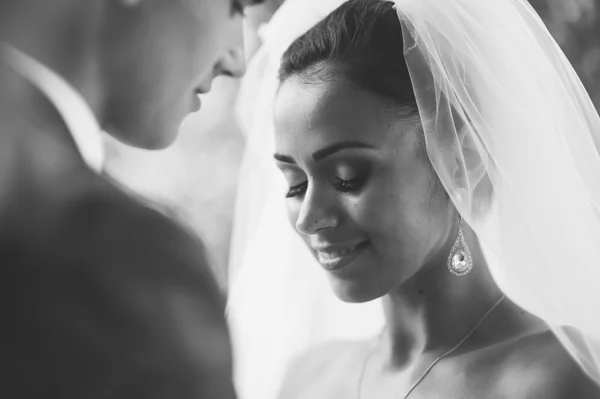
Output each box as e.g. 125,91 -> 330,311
295,184 -> 339,236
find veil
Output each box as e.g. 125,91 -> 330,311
227,2 -> 384,398
396,0 -> 600,384
228,0 -> 600,397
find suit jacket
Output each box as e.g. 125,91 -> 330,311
0,64 -> 236,399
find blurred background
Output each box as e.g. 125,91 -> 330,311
102,0 -> 600,291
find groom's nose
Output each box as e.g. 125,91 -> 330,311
216,46 -> 247,78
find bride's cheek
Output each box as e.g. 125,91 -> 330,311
346,188 -> 381,221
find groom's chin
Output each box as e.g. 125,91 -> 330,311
104,121 -> 180,151
137,131 -> 179,151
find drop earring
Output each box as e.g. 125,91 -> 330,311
447,215 -> 473,276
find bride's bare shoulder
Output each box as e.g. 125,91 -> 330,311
277,340 -> 371,399
490,330 -> 600,399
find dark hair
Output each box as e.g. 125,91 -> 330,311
279,0 -> 418,118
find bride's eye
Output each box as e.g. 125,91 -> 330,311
286,181 -> 307,198
331,162 -> 370,193
333,177 -> 365,193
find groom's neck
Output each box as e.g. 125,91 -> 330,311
0,0 -> 105,122
0,68 -> 89,192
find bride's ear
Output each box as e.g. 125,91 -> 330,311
453,123 -> 493,215
420,111 -> 492,213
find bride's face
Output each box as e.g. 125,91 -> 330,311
274,76 -> 454,302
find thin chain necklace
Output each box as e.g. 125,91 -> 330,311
357,294 -> 505,399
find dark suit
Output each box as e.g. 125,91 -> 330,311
0,62 -> 236,399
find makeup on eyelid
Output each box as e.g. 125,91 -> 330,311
282,159 -> 373,198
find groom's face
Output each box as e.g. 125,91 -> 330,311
101,0 -> 258,149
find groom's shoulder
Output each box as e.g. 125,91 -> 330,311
69,176 -> 211,267
2,174 -> 230,398
15,172 -> 220,298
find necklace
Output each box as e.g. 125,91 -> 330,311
357,294 -> 505,399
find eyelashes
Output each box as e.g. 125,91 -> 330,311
283,160 -> 372,199
333,177 -> 364,192
285,176 -> 366,198
286,181 -> 308,198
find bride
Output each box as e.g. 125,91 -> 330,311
229,0 -> 600,398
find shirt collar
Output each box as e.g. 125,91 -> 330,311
1,43 -> 105,173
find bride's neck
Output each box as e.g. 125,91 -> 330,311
380,225 -> 504,369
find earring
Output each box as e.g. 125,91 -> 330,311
447,215 -> 473,276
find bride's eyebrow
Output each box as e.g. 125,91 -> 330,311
312,141 -> 375,162
274,140 -> 376,164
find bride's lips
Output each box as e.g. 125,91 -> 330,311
313,241 -> 370,272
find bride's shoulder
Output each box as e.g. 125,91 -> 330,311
277,339 -> 371,399
487,329 -> 600,399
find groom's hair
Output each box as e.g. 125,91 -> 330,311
279,0 -> 418,119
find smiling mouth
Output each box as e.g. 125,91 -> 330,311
315,241 -> 370,271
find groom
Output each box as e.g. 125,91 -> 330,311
0,0 -> 262,398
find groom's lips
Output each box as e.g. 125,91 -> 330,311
192,93 -> 201,112
192,87 -> 210,112
192,90 -> 203,112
